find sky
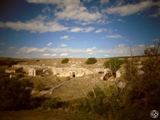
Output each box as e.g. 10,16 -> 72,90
0,0 -> 160,58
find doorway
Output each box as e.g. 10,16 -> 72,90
73,72 -> 75,77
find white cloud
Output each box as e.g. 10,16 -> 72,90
51,54 -> 57,56
47,42 -> 52,46
42,53 -> 57,57
0,19 -> 68,33
83,0 -> 92,3
95,28 -> 106,33
60,53 -> 68,56
43,53 -> 50,56
27,0 -> 102,22
117,19 -> 125,22
5,42 -> 156,58
60,35 -> 70,40
86,47 -> 97,52
103,1 -> 154,16
70,27 -> 94,32
61,44 -> 67,47
106,34 -> 123,38
70,27 -> 83,32
115,0 -> 125,6
100,0 -> 109,4
42,6 -> 51,13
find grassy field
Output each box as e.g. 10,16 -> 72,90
0,109 -> 104,120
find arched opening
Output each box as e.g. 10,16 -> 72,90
73,72 -> 75,77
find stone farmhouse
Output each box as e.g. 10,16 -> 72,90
28,67 -> 43,76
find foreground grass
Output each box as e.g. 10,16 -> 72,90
0,109 -> 104,120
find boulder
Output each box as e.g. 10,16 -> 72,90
100,68 -> 112,80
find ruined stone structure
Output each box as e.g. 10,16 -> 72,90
28,67 -> 43,76
51,67 -> 93,77
11,63 -> 104,77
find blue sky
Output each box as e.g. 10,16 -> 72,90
0,0 -> 160,58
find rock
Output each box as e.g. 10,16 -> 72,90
108,77 -> 115,81
100,68 -> 112,80
116,81 -> 126,88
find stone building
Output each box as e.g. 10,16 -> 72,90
51,67 -> 93,78
28,67 -> 43,76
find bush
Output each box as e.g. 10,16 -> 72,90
0,78 -> 33,110
78,86 -> 121,118
85,58 -> 97,64
42,97 -> 68,109
61,58 -> 69,64
103,58 -> 123,73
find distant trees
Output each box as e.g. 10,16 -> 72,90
61,58 -> 69,64
85,58 -> 97,64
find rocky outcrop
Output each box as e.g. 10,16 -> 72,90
100,68 -> 112,80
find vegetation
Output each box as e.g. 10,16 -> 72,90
85,57 -> 97,64
0,42 -> 160,120
61,58 -> 69,64
103,58 -> 123,73
0,78 -> 33,110
78,42 -> 160,119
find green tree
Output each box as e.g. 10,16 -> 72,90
85,58 -> 97,64
61,58 -> 69,64
118,42 -> 160,119
103,58 -> 123,73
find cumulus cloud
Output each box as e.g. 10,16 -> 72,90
3,43 -> 151,58
103,1 -> 154,16
60,53 -> 68,57
26,0 -> 102,22
95,28 -> 106,33
70,27 -> 94,32
47,42 -> 52,46
106,34 -> 123,38
100,0 -> 109,4
86,47 -> 97,52
60,35 -> 70,40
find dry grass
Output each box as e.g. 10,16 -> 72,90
51,74 -> 114,101
15,58 -> 107,68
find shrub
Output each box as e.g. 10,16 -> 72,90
85,58 -> 97,64
103,58 -> 123,73
78,86 -> 121,118
0,78 -> 33,110
41,97 -> 68,109
61,58 -> 69,64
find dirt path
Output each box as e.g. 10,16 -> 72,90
50,78 -> 73,93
